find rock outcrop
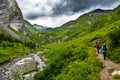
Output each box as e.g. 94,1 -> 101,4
0,0 -> 25,38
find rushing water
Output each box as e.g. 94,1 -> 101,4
24,54 -> 45,79
0,52 -> 45,80
34,54 -> 45,71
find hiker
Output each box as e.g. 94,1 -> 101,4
102,43 -> 107,60
96,40 -> 100,54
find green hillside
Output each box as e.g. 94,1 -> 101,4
33,6 -> 120,80
0,31 -> 36,63
0,23 -> 37,63
25,21 -> 51,45
39,13 -> 103,42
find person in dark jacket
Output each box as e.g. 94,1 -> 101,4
102,43 -> 107,60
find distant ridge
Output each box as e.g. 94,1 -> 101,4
90,9 -> 113,14
33,24 -> 52,30
25,20 -> 52,32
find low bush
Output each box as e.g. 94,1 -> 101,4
108,26 -> 120,63
108,26 -> 120,49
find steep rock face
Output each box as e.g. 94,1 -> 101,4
0,0 -> 8,25
0,0 -> 25,33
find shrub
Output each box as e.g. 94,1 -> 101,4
108,26 -> 120,62
108,26 -> 120,49
108,47 -> 120,63
55,61 -> 101,80
33,44 -> 89,80
13,72 -> 25,80
112,71 -> 120,79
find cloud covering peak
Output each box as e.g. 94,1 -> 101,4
16,0 -> 120,27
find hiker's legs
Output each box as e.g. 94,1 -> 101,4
103,53 -> 106,60
104,53 -> 106,60
97,47 -> 99,54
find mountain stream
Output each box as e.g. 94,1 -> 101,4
0,51 -> 45,80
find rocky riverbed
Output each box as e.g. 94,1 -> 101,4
0,51 -> 45,80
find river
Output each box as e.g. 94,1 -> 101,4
0,51 -> 45,80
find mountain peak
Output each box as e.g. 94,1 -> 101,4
33,24 -> 44,28
90,8 -> 113,14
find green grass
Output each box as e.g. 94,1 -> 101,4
0,45 -> 32,63
25,21 -> 50,45
33,41 -> 103,80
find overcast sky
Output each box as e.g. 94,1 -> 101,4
16,0 -> 120,28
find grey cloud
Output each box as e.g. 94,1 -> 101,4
26,13 -> 41,20
17,0 -> 120,27
26,11 -> 52,20
52,0 -> 119,16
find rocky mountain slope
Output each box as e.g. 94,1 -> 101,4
0,0 -> 26,39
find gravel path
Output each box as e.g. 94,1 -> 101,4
97,53 -> 120,80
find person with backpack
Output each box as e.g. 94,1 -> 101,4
102,43 -> 107,60
96,40 -> 100,54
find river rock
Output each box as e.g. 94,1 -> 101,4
9,57 -> 38,74
0,52 -> 45,80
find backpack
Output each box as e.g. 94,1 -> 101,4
96,43 -> 100,48
102,45 -> 107,51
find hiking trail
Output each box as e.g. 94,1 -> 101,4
97,53 -> 120,80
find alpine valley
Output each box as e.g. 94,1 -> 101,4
0,0 -> 120,80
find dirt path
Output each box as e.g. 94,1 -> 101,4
97,53 -> 120,80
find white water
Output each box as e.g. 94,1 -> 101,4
24,54 -> 45,79
34,54 -> 45,71
15,57 -> 33,65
